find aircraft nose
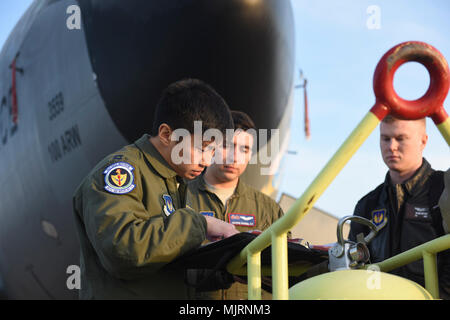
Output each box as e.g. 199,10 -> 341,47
79,0 -> 295,142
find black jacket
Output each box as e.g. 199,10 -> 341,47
349,158 -> 449,297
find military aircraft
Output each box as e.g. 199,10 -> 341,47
0,0 -> 295,299
3,0 -> 447,302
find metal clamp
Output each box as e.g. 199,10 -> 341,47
329,215 -> 378,271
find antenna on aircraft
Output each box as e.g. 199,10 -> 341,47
295,69 -> 310,140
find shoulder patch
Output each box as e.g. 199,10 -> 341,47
371,209 -> 387,231
103,162 -> 136,194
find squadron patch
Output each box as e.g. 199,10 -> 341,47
371,209 -> 387,230
103,162 -> 136,194
163,194 -> 175,216
228,213 -> 256,227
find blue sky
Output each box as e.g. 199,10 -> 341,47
1,1 -> 449,219
281,0 -> 450,218
0,0 -> 32,46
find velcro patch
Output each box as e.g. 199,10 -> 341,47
228,213 -> 256,227
103,162 -> 136,194
405,203 -> 432,221
371,209 -> 387,230
163,194 -> 175,216
200,211 -> 215,217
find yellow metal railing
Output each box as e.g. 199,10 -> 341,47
437,117 -> 450,145
226,41 -> 450,300
368,234 -> 450,299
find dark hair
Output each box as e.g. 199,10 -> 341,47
151,79 -> 233,135
231,110 -> 257,131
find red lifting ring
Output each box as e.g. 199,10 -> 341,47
370,41 -> 450,124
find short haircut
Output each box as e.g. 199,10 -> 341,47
382,114 -> 426,128
151,79 -> 234,136
231,110 -> 257,131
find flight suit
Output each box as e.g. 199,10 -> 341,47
185,174 -> 285,299
73,134 -> 207,299
349,158 -> 450,298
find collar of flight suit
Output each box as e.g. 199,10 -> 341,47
134,134 -> 178,179
196,171 -> 246,198
385,157 -> 433,199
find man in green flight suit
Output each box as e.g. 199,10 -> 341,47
186,110 -> 286,299
73,79 -> 239,299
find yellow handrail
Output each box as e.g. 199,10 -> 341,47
368,234 -> 450,299
437,117 -> 450,145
